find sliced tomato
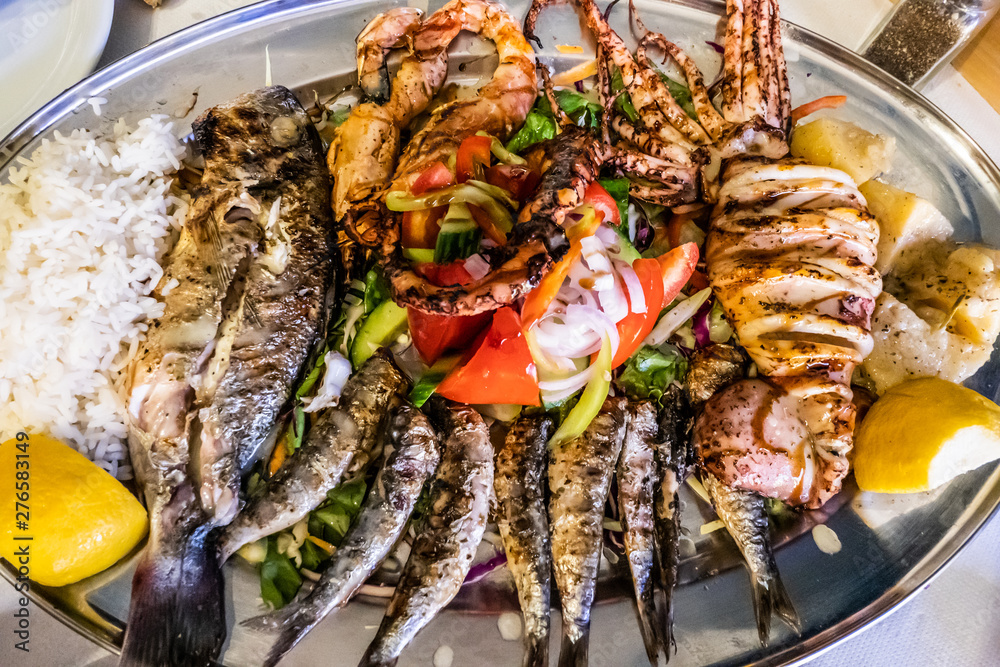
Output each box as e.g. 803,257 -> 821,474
437,307 -> 540,405
468,204 -> 508,246
583,180 -> 620,226
456,135 -> 493,183
402,207 -> 446,249
411,161 -> 454,195
407,308 -> 493,364
486,164 -> 541,202
656,242 -> 700,307
415,260 -> 475,287
611,258 -> 665,368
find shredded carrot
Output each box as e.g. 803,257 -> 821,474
267,436 -> 288,476
791,95 -> 848,124
307,535 -> 335,554
556,44 -> 585,54
551,59 -> 598,86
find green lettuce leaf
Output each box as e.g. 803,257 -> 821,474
506,109 -> 557,155
617,345 -> 689,404
610,67 -> 639,122
307,477 -> 367,547
659,74 -> 698,120
259,536 -> 303,609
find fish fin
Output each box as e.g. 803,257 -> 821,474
119,536 -> 225,667
523,629 -> 549,667
749,572 -> 774,647
634,592 -> 661,666
770,568 -> 802,634
660,584 -> 676,661
557,630 -> 589,667
259,606 -> 318,667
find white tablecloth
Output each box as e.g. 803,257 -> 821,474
3,0 -> 1000,664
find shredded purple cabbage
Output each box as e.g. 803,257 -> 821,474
464,552 -> 507,584
575,80 -> 586,93
692,299 -> 713,348
706,40 -> 724,54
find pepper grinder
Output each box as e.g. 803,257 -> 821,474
861,0 -> 1000,88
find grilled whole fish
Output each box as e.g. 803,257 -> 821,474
241,402 -> 441,667
549,395 -> 627,667
219,349 -> 408,561
495,414 -> 554,667
701,473 -> 801,646
618,401 -> 660,666
121,86 -> 333,666
360,400 -> 493,667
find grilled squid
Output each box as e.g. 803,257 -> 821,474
694,0 -> 882,509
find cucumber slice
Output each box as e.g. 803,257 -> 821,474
403,247 -> 435,263
350,299 -> 408,368
434,203 -> 481,264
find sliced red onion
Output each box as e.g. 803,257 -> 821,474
566,303 -> 619,354
464,253 -> 491,281
538,362 -> 597,393
575,80 -> 585,93
594,223 -> 619,247
645,288 -> 712,346
567,212 -> 584,223
706,40 -> 724,54
464,552 -> 508,584
617,262 -> 646,314
692,299 -> 713,348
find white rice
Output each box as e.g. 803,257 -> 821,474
0,116 -> 189,479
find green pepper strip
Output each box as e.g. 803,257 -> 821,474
549,333 -> 613,448
386,184 -> 514,234
476,131 -> 528,166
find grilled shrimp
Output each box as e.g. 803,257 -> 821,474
378,0 -> 550,316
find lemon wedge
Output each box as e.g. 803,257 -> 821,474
0,434 -> 147,586
854,377 -> 1000,493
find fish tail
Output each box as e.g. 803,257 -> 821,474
661,584 -> 676,660
119,532 -> 225,666
557,627 -> 589,667
634,592 -> 661,666
748,571 -> 775,647
261,608 -> 314,667
523,627 -> 549,667
769,566 -> 802,634
358,646 -> 399,667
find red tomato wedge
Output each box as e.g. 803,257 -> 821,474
437,307 -> 540,405
486,164 -> 541,202
414,260 -> 475,287
611,258 -> 665,369
411,161 -> 454,195
407,308 -> 493,364
657,242 -> 700,306
584,180 -> 621,226
456,135 -> 493,183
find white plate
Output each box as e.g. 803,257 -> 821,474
0,0 -> 114,139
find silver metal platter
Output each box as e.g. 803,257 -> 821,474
3,0 -> 1000,665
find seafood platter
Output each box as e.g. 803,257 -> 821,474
3,0 -> 1000,665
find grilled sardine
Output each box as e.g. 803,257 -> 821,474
219,349 -> 408,560
243,402 -> 440,667
495,414 -> 553,667
360,400 -> 493,667
618,401 -> 661,666
121,85 -> 333,666
549,395 -> 627,667
701,473 -> 801,646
